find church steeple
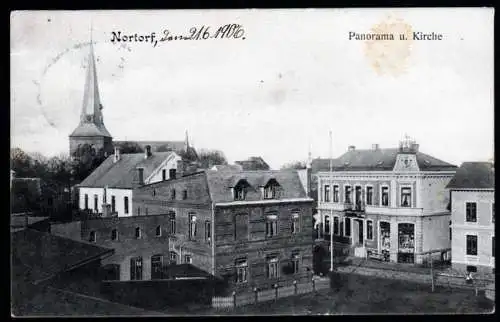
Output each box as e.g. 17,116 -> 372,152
69,26 -> 113,158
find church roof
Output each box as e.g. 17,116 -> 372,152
114,141 -> 185,152
312,148 -> 457,172
70,122 -> 112,137
446,162 -> 495,189
77,151 -> 176,189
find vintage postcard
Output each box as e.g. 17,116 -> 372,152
10,8 -> 494,316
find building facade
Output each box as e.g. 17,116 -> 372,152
133,169 -> 314,292
316,138 -> 457,265
77,147 -> 181,217
447,162 -> 495,276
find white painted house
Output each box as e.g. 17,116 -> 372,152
77,146 -> 182,217
447,161 -> 495,276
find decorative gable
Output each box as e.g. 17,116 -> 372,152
393,154 -> 420,172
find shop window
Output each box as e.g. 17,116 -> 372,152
398,223 -> 415,264
130,257 -> 143,280
151,255 -> 164,280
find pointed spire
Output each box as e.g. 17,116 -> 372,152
185,130 -> 190,150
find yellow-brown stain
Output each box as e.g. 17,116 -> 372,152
364,15 -> 414,77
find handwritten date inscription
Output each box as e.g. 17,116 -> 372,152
111,24 -> 246,47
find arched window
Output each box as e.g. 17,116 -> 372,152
263,179 -> 281,199
234,179 -> 250,201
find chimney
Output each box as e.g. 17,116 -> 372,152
145,145 -> 152,159
113,147 -> 121,163
348,145 -> 356,152
372,144 -> 379,151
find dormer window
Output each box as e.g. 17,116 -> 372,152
263,179 -> 280,199
234,180 -> 249,201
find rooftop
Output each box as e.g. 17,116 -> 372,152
446,162 -> 495,189
77,151 -> 176,189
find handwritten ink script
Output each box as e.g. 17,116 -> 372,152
111,24 -> 246,47
349,31 -> 443,41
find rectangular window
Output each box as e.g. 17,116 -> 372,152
264,184 -> 278,199
266,214 -> 278,237
333,185 -> 339,203
182,190 -> 188,200
234,186 -> 246,200
493,236 -> 495,258
124,196 -> 129,214
184,255 -> 192,264
325,216 -> 330,234
324,185 -> 330,202
449,220 -> 452,241
344,186 -> 352,203
291,213 -> 300,234
130,257 -> 143,281
345,217 -> 351,237
169,212 -> 176,234
137,207 -> 141,216
169,169 -> 176,179
466,235 -> 478,256
111,229 -> 118,241
84,194 -> 88,210
291,253 -> 300,274
381,187 -> 389,206
366,187 -> 373,205
266,256 -> 279,279
155,225 -> 162,237
151,255 -> 163,280
466,202 -> 477,222
367,220 -> 373,240
171,189 -> 176,200
235,258 -> 248,283
169,251 -> 177,265
189,214 -> 197,240
145,207 -> 148,216
401,187 -> 411,207
333,217 -> 339,235
89,231 -> 96,242
205,220 -> 211,243
466,265 -> 477,273
135,227 -> 141,239
162,169 -> 166,181
94,194 -> 98,212
111,195 -> 116,213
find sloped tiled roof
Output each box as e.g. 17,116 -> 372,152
70,122 -> 112,137
446,162 -> 495,189
235,157 -> 271,170
205,169 -> 308,203
115,141 -> 186,153
312,148 -> 457,172
11,229 -> 113,284
77,152 -> 175,188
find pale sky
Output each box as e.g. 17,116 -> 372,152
11,9 -> 494,169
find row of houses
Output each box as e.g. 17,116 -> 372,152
48,137 -> 494,297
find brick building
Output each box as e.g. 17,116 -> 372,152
133,169 -> 314,292
315,137 -> 457,265
447,161 -> 495,276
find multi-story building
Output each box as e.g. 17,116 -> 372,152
446,161 -> 495,276
76,146 -> 181,217
133,169 -> 314,292
315,137 -> 457,265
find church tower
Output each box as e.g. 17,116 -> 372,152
69,31 -> 113,158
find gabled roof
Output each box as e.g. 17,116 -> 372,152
446,162 -> 495,189
11,229 -> 113,284
312,148 -> 457,172
77,151 -> 175,189
205,169 -> 308,203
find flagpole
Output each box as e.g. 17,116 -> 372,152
329,130 -> 334,272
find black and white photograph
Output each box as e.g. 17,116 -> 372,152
10,8 -> 494,316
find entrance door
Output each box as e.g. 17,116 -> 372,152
357,219 -> 364,245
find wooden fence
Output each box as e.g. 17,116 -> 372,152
212,278 -> 330,309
